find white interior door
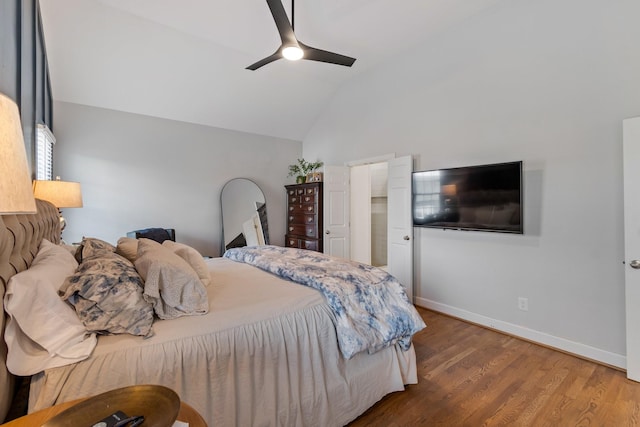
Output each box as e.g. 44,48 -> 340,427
350,165 -> 371,264
387,155 -> 413,299
624,116 -> 640,381
323,165 -> 350,259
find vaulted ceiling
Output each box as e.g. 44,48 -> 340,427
39,0 -> 505,141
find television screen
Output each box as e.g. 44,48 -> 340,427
412,161 -> 523,234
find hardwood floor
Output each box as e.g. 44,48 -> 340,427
348,307 -> 640,426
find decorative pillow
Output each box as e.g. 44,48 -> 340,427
80,237 -> 116,260
135,239 -> 208,320
4,239 -> 97,376
162,240 -> 211,287
60,252 -> 154,337
116,236 -> 138,263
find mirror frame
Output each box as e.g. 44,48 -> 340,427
220,178 -> 268,254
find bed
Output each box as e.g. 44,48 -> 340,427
1,199 -> 424,426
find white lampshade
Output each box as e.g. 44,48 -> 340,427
0,93 -> 37,214
33,179 -> 83,208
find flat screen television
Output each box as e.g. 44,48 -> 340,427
412,161 -> 523,234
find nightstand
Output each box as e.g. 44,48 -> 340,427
1,399 -> 207,427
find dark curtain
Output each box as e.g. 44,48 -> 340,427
0,0 -> 53,174
0,0 -> 52,421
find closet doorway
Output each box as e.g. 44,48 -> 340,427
350,162 -> 389,268
324,155 -> 413,298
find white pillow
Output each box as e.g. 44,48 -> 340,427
162,240 -> 211,287
4,239 -> 97,376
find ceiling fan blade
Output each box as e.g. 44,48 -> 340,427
266,0 -> 297,46
298,42 -> 356,67
246,51 -> 282,70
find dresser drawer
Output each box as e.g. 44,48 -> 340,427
289,194 -> 317,204
287,224 -> 318,238
288,194 -> 302,204
285,235 -> 301,248
301,203 -> 316,214
285,236 -> 320,252
288,213 -> 317,225
287,196 -> 317,209
288,203 -> 317,214
300,239 -> 319,251
301,194 -> 316,203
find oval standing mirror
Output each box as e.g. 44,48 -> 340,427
221,178 -> 269,253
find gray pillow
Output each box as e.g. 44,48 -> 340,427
162,240 -> 211,287
60,252 -> 154,337
135,239 -> 208,320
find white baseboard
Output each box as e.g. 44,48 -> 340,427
414,296 -> 626,370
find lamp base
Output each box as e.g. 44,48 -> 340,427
58,209 -> 66,231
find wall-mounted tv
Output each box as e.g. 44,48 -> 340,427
412,161 -> 523,234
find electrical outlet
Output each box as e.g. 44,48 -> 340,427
518,297 -> 529,311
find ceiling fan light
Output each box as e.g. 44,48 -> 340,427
282,46 -> 303,61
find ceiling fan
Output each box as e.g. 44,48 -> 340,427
246,0 -> 356,70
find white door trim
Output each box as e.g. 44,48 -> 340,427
345,153 -> 396,167
624,116 -> 640,381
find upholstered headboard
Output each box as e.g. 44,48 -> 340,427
0,199 -> 60,422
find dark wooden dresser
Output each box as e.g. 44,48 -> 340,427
285,182 -> 323,252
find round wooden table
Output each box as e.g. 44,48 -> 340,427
1,398 -> 207,427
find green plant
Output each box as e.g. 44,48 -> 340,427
287,158 -> 323,178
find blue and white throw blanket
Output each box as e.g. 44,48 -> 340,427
224,246 -> 426,359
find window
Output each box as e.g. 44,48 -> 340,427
35,124 -> 56,180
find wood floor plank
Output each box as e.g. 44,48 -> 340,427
348,307 -> 640,427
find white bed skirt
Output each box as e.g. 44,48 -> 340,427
29,258 -> 417,426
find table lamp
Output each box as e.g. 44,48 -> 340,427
32,177 -> 83,230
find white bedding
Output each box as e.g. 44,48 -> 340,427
29,258 -> 417,426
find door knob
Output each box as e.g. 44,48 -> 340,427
631,260 -> 640,269
403,235 -> 410,241
326,230 -> 331,234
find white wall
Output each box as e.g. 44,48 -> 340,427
304,0 -> 640,366
53,101 -> 301,257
